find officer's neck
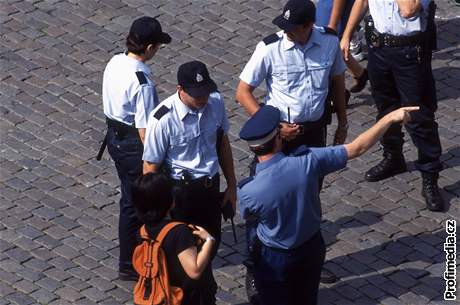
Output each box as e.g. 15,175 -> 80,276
127,52 -> 147,63
257,145 -> 283,163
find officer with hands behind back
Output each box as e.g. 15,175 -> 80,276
142,61 -> 237,305
101,16 -> 171,281
340,0 -> 444,211
238,104 -> 419,305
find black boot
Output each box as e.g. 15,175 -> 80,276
365,153 -> 407,182
421,173 -> 444,212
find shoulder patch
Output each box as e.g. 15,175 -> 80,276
263,33 -> 280,45
135,71 -> 147,85
153,105 -> 170,120
290,145 -> 311,157
322,26 -> 338,36
238,176 -> 254,189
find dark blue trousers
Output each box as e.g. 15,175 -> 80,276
106,127 -> 143,270
254,232 -> 326,305
367,44 -> 442,173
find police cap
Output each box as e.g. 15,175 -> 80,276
273,0 -> 316,31
239,105 -> 281,147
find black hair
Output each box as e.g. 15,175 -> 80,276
126,33 -> 158,55
249,131 -> 280,156
132,172 -> 173,224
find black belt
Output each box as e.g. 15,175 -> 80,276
96,117 -> 138,161
174,174 -> 219,189
106,117 -> 138,137
365,16 -> 425,48
259,230 -> 321,253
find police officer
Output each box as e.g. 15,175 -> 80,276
235,0 -> 348,295
341,0 -> 444,211
142,61 -> 237,304
236,0 -> 349,151
237,104 -> 418,305
101,16 -> 171,280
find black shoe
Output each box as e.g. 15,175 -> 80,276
365,154 -> 407,182
119,267 -> 138,281
245,271 -> 260,305
349,69 -> 368,93
320,268 -> 338,284
422,173 -> 444,212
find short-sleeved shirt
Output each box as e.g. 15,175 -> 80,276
368,0 -> 431,36
143,92 -> 229,180
102,53 -> 159,128
239,26 -> 346,123
238,146 -> 348,250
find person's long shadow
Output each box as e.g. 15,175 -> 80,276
318,227 -> 458,304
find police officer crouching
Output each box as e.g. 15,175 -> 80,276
100,16 -> 171,280
237,104 -> 419,305
341,0 -> 444,211
142,61 -> 237,304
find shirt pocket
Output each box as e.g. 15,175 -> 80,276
308,63 -> 331,90
169,130 -> 200,158
272,65 -> 305,90
202,123 -> 219,148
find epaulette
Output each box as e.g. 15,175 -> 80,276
153,105 -> 170,120
290,145 -> 311,157
263,33 -> 280,45
238,176 -> 254,189
135,71 -> 147,85
321,26 -> 338,36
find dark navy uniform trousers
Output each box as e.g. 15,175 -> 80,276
368,43 -> 442,173
106,126 -> 143,271
254,231 -> 326,305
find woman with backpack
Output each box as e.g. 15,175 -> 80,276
131,172 -> 216,305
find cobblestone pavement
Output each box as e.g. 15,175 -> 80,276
1,0 -> 459,304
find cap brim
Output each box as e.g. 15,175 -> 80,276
272,15 -> 299,32
159,32 -> 172,44
184,80 -> 217,98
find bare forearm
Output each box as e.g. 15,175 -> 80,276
138,128 -> 146,144
342,0 -> 368,40
218,135 -> 236,188
195,240 -> 214,274
329,0 -> 347,29
331,74 -> 348,125
396,0 -> 421,18
235,81 -> 261,116
345,114 -> 394,159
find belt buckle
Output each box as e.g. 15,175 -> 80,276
298,125 -> 304,135
371,33 -> 380,47
204,177 -> 212,189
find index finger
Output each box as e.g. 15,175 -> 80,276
403,106 -> 420,112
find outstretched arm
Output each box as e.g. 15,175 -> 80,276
344,107 -> 419,159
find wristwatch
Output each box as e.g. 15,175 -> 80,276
205,235 -> 216,243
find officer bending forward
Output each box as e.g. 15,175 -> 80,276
237,105 -> 418,305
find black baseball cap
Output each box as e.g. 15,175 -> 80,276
129,16 -> 171,45
177,61 -> 217,98
273,0 -> 316,31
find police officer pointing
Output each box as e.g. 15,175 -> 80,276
341,0 -> 444,211
101,16 -> 171,280
142,61 -> 237,304
237,104 -> 418,305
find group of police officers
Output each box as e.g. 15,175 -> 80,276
101,0 -> 444,304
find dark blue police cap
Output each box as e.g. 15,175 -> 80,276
273,0 -> 316,31
239,105 -> 281,147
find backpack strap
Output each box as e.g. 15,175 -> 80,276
155,221 -> 185,244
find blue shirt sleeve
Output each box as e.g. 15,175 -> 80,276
142,115 -> 169,164
237,188 -> 255,220
239,41 -> 269,88
135,86 -> 157,128
310,145 -> 348,177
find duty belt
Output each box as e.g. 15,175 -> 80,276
96,117 -> 138,160
175,174 -> 219,189
369,31 -> 425,48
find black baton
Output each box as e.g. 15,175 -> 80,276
96,134 -> 107,161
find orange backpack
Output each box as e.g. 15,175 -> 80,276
132,222 -> 184,305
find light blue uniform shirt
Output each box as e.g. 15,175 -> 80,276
368,0 -> 431,36
238,146 -> 348,249
239,26 -> 346,123
103,53 -> 159,128
143,92 -> 229,180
